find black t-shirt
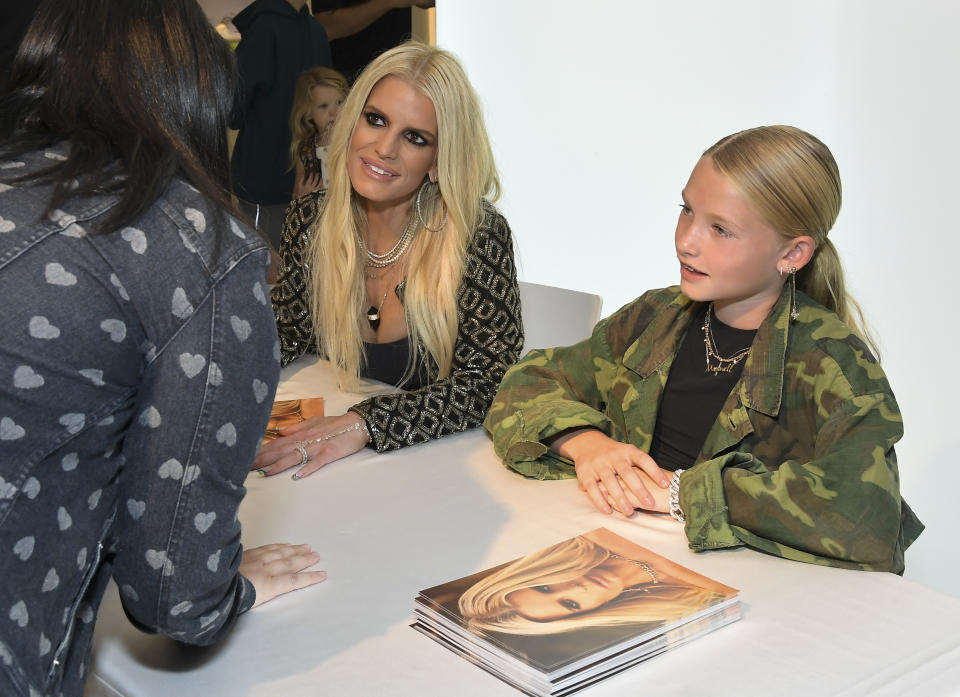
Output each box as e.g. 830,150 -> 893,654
648,306 -> 757,472
312,0 -> 411,82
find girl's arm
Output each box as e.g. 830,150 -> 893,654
679,389 -> 921,573
484,333 -> 612,477
486,291 -> 677,515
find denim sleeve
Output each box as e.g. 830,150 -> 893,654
110,251 -> 279,644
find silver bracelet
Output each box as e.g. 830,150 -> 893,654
309,419 -> 369,444
668,469 -> 685,523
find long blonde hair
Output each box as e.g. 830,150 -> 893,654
307,42 -> 500,387
458,537 -> 723,636
288,66 -> 349,169
704,125 -> 875,353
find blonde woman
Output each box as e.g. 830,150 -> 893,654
257,42 -> 522,478
459,529 -> 732,635
486,126 -> 923,573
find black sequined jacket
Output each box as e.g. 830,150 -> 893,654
271,191 -> 524,452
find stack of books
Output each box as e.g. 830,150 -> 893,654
413,528 -> 740,696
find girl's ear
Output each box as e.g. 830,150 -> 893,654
428,161 -> 438,184
780,235 -> 816,272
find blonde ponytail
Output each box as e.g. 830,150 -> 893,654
705,125 -> 877,356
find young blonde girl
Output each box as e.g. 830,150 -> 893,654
486,125 -> 923,574
289,66 -> 349,198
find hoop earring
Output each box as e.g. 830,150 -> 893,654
415,180 -> 448,232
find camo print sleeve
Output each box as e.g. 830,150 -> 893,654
679,312 -> 923,573
483,330 -> 612,479
487,286 -> 923,573
683,394 -> 918,572
485,288 -> 675,479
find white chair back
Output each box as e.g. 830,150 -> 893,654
518,281 -> 602,354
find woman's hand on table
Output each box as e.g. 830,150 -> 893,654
240,543 -> 327,608
253,412 -> 370,479
548,428 -> 671,517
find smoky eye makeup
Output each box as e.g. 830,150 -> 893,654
363,110 -> 386,127
405,130 -> 429,147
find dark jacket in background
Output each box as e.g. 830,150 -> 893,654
231,0 -> 331,205
0,1 -> 41,96
313,0 -> 412,83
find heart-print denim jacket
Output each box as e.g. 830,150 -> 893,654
0,147 -> 278,697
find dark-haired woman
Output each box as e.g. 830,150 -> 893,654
0,2 -> 325,695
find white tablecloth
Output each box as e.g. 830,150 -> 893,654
86,357 -> 960,697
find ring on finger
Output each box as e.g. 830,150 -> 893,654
294,442 -> 310,466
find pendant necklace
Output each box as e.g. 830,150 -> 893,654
702,302 -> 752,374
366,289 -> 389,332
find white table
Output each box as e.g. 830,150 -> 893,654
87,357 -> 960,697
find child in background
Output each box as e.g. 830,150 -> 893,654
289,66 -> 348,198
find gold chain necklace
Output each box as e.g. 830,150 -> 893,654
702,303 -> 751,374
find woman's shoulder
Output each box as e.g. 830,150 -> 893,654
464,200 -> 514,262
282,188 -> 325,245
473,199 -> 511,240
157,178 -> 267,274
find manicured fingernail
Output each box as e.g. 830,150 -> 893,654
256,469 -> 266,477
660,479 -> 669,487
292,471 -> 302,480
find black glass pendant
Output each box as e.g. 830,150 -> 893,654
366,306 -> 381,331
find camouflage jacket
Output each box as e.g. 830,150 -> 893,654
485,285 -> 923,573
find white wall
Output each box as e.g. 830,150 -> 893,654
439,1 -> 960,597
198,0 -> 248,24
